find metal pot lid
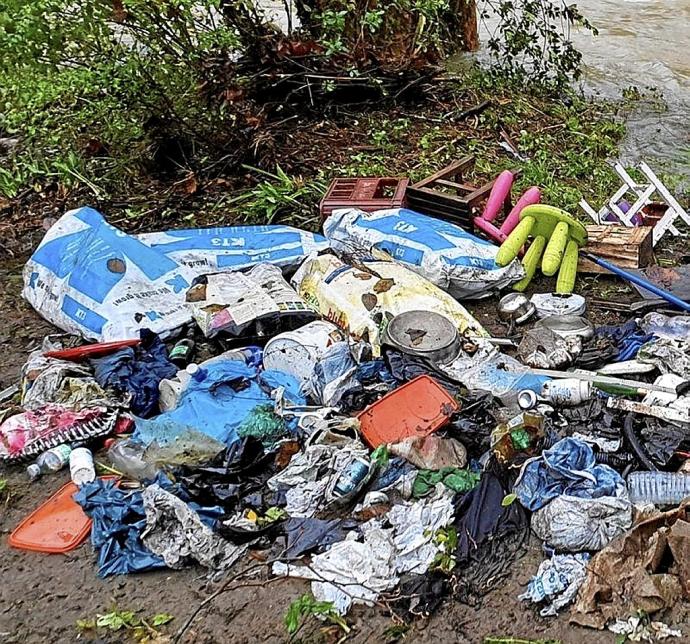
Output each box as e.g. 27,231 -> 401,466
384,310 -> 460,363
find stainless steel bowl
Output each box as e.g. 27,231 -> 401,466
498,293 -> 536,325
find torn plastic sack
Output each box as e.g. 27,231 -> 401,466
324,207 -> 524,299
186,264 -> 316,338
412,467 -> 480,498
571,501 -> 690,629
390,435 -> 468,470
531,490 -> 632,552
134,360 -> 304,448
514,437 -> 625,512
141,484 -> 246,570
641,312 -> 690,341
74,478 -> 167,577
608,617 -> 682,641
518,553 -> 590,617
174,437 -> 276,512
23,207 -> 327,341
91,329 -> 177,417
283,517 -> 354,559
291,251 -> 488,356
0,405 -> 117,461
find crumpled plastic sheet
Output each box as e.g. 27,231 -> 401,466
273,492 -> 455,615
390,435 -> 467,470
595,319 -> 653,362
267,442 -> 369,517
518,552 -> 590,616
517,327 -> 582,369
91,329 -> 177,417
608,616 -> 682,641
638,338 -> 690,379
412,468 -> 480,498
134,360 -> 305,447
308,342 -> 359,407
514,437 -> 625,512
283,517 -> 354,559
74,478 -> 167,577
531,489 -> 632,552
22,346 -> 111,410
141,484 -> 246,570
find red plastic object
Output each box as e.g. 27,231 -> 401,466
9,481 -> 92,553
357,375 -> 458,448
9,476 -> 117,554
44,339 -> 140,361
320,177 -> 409,222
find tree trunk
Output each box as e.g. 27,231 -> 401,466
453,0 -> 479,51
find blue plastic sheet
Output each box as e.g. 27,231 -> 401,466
74,478 -> 166,577
90,329 -> 177,417
74,476 -> 225,577
134,360 -> 305,447
514,437 -> 625,512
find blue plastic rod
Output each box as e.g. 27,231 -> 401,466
580,251 -> 690,313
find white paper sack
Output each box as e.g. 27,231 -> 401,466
324,207 -> 524,299
23,207 -> 327,341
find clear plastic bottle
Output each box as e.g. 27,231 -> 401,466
26,444 -> 72,481
627,471 -> 690,505
70,447 -> 96,486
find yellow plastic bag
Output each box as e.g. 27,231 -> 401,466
292,252 -> 487,356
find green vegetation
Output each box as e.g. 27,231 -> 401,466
284,593 -> 350,639
76,608 -> 174,642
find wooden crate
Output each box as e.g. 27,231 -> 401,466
319,177 -> 409,221
578,225 -> 654,273
405,156 -> 517,229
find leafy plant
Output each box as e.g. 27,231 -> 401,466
76,608 -> 174,642
431,526 -> 458,574
284,593 -> 350,638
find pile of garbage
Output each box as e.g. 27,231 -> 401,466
3,198 -> 690,635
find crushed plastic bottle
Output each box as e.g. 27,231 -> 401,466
627,471 -> 690,505
26,444 -> 72,481
107,439 -> 159,480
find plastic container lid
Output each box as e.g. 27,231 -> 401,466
357,375 -> 458,448
9,479 -> 113,554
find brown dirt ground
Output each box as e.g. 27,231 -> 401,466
2,252 -> 689,644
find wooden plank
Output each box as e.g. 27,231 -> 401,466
409,156 -> 474,189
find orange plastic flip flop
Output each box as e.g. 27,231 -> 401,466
357,375 -> 459,448
9,481 -> 92,554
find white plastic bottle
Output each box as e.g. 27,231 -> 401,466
627,471 -> 690,505
70,447 -> 96,486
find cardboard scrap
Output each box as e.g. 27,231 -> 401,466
571,502 -> 690,629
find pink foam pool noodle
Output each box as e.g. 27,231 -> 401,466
481,170 -> 515,222
500,186 -> 541,237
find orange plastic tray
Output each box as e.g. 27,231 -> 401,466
357,375 -> 458,448
10,481 -> 93,554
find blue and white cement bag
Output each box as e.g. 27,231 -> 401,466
23,207 -> 327,341
324,208 -> 524,299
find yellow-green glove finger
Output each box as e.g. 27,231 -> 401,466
513,235 -> 546,292
555,239 -> 579,294
542,221 -> 569,276
496,216 -> 534,267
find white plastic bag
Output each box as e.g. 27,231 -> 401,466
23,207 -> 327,341
324,207 -> 524,299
